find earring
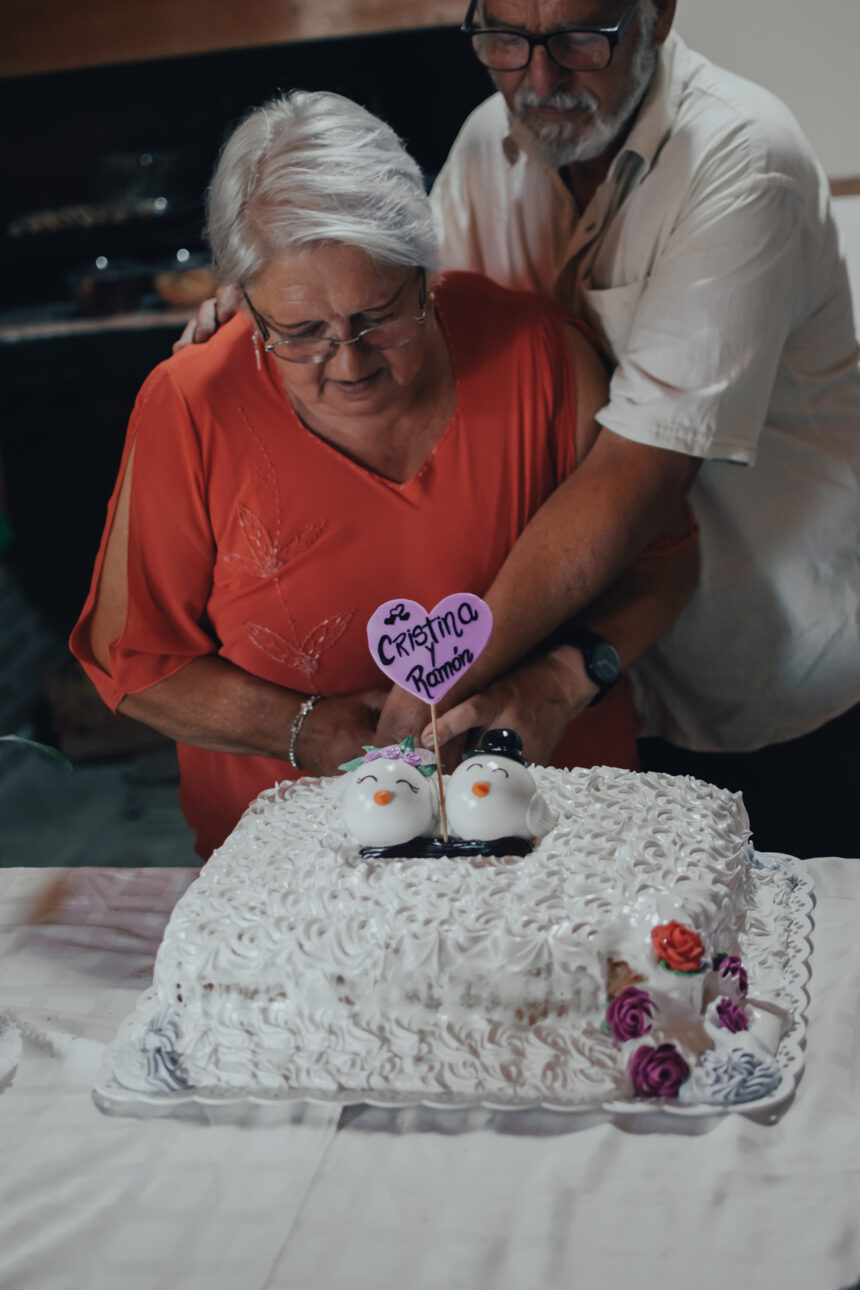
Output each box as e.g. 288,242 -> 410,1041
252,330 -> 262,372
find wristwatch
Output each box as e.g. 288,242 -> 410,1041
550,627 -> 622,707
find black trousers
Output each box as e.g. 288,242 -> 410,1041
638,701 -> 860,859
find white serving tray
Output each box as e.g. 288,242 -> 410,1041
92,852 -> 813,1127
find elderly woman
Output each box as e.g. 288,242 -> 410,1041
71,91 -> 695,858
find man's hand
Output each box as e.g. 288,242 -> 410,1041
419,648 -> 598,766
375,687 -> 430,747
375,687 -> 467,771
296,688 -> 391,777
172,284 -> 240,353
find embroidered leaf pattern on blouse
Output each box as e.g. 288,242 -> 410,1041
226,409 -> 356,677
223,507 -> 327,579
244,612 -> 354,677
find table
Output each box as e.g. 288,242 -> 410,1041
1,863 -> 859,1290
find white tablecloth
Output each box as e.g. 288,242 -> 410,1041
1,862 -> 859,1290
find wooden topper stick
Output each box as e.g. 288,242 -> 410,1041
429,702 -> 449,843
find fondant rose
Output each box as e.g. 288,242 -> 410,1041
651,921 -> 705,973
606,987 -> 654,1042
717,954 -> 749,998
629,1042 -> 691,1098
715,997 -> 749,1033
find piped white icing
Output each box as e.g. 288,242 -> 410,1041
678,1029 -> 782,1105
124,765 -> 784,1104
111,1008 -> 189,1093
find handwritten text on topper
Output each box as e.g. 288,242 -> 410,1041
367,594 -> 493,704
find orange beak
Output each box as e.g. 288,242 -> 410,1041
472,781 -> 491,798
373,790 -> 392,805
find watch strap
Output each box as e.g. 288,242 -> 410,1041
545,625 -> 621,707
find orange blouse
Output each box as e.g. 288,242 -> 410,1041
72,272 -> 642,857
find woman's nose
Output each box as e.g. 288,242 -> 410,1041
472,781 -> 491,798
327,335 -> 374,378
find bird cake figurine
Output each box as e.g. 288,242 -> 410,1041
339,737 -> 439,848
446,730 -> 556,844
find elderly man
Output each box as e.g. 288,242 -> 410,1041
424,0 -> 860,856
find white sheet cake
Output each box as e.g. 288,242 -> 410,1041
110,765 -> 802,1109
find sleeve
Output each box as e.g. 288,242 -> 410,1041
70,363 -> 218,710
596,158 -> 808,466
538,300 -> 699,558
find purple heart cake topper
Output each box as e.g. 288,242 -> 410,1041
367,594 -> 493,704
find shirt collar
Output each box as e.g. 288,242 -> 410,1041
613,30 -> 686,180
500,29 -> 689,185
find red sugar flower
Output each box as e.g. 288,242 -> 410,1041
651,921 -> 705,973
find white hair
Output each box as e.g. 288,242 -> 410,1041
206,90 -> 439,286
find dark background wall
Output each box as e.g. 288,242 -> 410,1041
0,27 -> 490,633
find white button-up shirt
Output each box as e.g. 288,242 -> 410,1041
432,32 -> 860,752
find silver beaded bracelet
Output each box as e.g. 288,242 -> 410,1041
288,694 -> 323,770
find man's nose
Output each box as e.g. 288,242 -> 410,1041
525,44 -> 573,99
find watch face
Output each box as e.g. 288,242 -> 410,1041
591,643 -> 621,685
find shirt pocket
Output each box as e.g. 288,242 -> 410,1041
581,279 -> 647,362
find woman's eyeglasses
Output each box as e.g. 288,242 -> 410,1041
242,270 -> 428,364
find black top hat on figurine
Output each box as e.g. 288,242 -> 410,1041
461,728 -> 527,766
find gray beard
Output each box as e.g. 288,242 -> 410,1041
510,7 -> 658,168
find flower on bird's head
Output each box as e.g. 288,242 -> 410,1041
338,734 -> 437,777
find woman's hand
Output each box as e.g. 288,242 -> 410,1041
114,656 -> 389,778
172,285 -> 239,353
419,647 -> 599,766
296,688 -> 391,777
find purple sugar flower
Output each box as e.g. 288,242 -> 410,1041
383,745 -> 402,759
718,955 -> 749,998
606,987 -> 654,1042
716,997 -> 749,1033
362,750 -> 382,763
403,751 -> 422,767
629,1043 -> 691,1099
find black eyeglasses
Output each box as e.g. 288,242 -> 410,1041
462,0 -> 640,73
242,270 -> 428,364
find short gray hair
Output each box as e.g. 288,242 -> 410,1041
206,90 -> 439,285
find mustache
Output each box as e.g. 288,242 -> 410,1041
513,86 -> 600,115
